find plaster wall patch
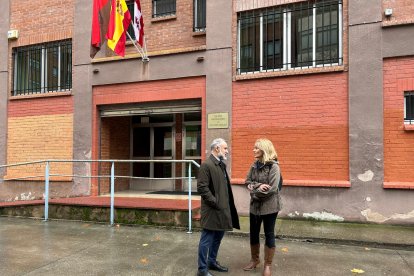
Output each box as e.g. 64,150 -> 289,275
361,209 -> 414,223
358,170 -> 374,182
302,211 -> 344,222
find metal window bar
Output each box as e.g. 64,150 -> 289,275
193,0 -> 206,32
12,40 -> 72,96
0,159 -> 200,232
153,0 -> 176,18
237,0 -> 342,74
405,92 -> 414,124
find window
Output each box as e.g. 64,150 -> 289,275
12,40 -> 72,96
405,91 -> 414,124
127,1 -> 136,40
237,0 -> 342,74
153,0 -> 176,18
194,0 -> 206,32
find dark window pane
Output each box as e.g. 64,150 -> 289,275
46,46 -> 59,91
405,92 -> 414,123
316,1 -> 339,65
133,127 -> 150,156
184,112 -> 201,122
263,10 -> 284,70
154,127 -> 172,157
239,11 -> 261,73
133,162 -> 150,177
127,1 -> 136,40
185,125 -> 201,156
194,0 -> 206,32
60,42 -> 72,90
154,162 -> 172,178
291,3 -> 313,68
153,0 -> 176,17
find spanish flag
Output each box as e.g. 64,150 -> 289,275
90,0 -> 111,58
107,0 -> 131,57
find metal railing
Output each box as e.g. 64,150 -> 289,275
0,159 -> 200,233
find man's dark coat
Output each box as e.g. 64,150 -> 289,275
197,154 -> 240,231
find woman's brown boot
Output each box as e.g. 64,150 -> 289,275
262,246 -> 275,276
243,244 -> 260,271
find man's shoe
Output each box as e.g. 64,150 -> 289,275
197,270 -> 214,276
208,262 -> 229,272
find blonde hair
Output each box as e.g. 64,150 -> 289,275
255,138 -> 278,163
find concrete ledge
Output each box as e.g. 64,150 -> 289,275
232,217 -> 414,249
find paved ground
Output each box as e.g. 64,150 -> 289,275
0,217 -> 413,276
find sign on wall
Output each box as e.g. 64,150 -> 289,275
207,112 -> 229,129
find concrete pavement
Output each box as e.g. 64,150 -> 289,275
0,217 -> 413,276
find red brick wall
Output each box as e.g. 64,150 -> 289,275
383,56 -> 414,185
9,0 -> 74,46
8,96 -> 73,117
232,72 -> 349,183
99,117 -> 131,194
121,0 -> 206,56
383,0 -> 414,26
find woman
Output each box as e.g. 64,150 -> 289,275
243,138 -> 282,276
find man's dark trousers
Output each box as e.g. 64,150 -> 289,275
198,229 -> 225,272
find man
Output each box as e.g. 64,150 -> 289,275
197,138 -> 240,276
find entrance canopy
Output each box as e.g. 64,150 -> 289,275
99,100 -> 201,117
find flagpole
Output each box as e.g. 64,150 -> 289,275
126,31 -> 149,62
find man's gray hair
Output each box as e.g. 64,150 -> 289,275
210,138 -> 226,151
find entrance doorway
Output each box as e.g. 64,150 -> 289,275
130,112 -> 201,192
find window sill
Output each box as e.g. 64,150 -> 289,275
383,182 -> 414,189
382,19 -> 414,28
235,65 -> 346,81
192,31 -> 206,37
151,14 -> 177,23
9,91 -> 72,101
231,178 -> 350,188
404,124 -> 414,131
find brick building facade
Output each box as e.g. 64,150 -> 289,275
0,0 -> 413,224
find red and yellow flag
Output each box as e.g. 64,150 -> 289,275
90,0 -> 111,58
107,0 -> 131,57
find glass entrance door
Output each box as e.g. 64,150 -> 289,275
132,125 -> 174,191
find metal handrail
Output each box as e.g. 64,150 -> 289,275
0,159 -> 200,232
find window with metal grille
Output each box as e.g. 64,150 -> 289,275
153,0 -> 176,18
12,39 -> 72,96
237,0 -> 342,74
127,1 -> 136,40
405,91 -> 414,124
194,0 -> 206,32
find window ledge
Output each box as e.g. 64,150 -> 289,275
404,124 -> 414,131
382,19 -> 414,28
235,65 -> 346,81
231,178 -> 350,188
9,91 -> 72,101
151,14 -> 177,23
192,31 -> 206,37
383,182 -> 414,189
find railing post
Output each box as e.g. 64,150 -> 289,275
187,162 -> 192,233
44,161 -> 49,221
110,162 -> 115,226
